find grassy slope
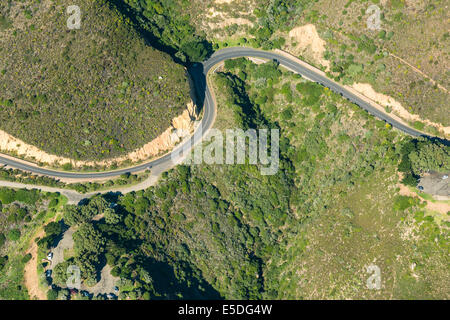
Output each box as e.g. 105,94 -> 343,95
6,59 -> 446,300
207,59 -> 448,299
185,0 -> 449,127
109,59 -> 446,299
0,0 -> 190,161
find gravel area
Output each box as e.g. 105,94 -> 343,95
418,172 -> 449,200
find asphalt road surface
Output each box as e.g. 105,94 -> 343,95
0,47 -> 437,179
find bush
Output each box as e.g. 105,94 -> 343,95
0,188 -> 15,204
22,253 -> 32,263
111,266 -> 121,277
0,255 -> 8,271
401,173 -> 418,187
7,229 -> 21,241
44,222 -> 62,237
47,289 -> 58,300
393,195 -> 417,211
62,163 -> 73,171
281,107 -> 293,121
0,233 -> 6,248
48,198 -> 59,208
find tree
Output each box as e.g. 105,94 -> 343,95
58,289 -> 70,300
0,255 -> 8,271
409,141 -> 450,175
7,229 -> 21,241
44,221 -> 62,237
104,208 -> 121,224
0,233 -> 5,248
401,173 -> 418,187
73,223 -> 105,255
22,253 -> 32,263
64,199 -> 101,226
63,205 -> 83,226
53,261 -> 71,286
47,289 -> 58,300
180,40 -> 210,62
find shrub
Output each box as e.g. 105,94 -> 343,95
281,107 -> 293,121
393,195 -> 416,211
47,289 -> 58,300
22,253 -> 32,263
401,173 -> 418,187
48,198 -> 59,208
7,229 -> 21,241
0,233 -> 6,248
0,255 -> 8,271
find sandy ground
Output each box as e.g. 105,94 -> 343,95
24,229 -> 49,300
352,83 -> 450,136
0,101 -> 197,169
287,24 -> 330,70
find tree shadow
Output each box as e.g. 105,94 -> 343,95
187,63 -> 207,115
139,256 -> 222,300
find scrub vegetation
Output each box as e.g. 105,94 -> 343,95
0,0 -> 190,160
42,59 -> 449,299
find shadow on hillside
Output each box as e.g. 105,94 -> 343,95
187,63 -> 207,115
139,257 -> 222,300
107,0 -> 209,114
108,0 -> 181,63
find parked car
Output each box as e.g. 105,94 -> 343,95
47,252 -> 53,260
45,270 -> 52,277
442,175 -> 448,180
418,186 -> 424,191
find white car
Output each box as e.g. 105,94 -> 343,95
442,175 -> 448,180
47,252 -> 53,260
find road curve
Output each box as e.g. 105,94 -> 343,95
0,47 -> 436,179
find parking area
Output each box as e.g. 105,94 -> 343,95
46,225 -> 118,299
418,172 -> 449,200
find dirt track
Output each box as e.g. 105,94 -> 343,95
23,229 -> 47,300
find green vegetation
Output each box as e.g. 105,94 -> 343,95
398,138 -> 450,186
112,0 -> 212,63
0,1 -> 448,300
0,0 -> 190,161
45,59 -> 448,300
0,188 -> 63,299
183,0 -> 449,127
0,166 -> 149,193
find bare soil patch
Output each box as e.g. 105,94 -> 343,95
286,24 -> 330,70
0,102 -> 198,169
24,229 -> 47,300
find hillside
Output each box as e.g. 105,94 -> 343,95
177,0 -> 449,131
0,0 -> 191,161
32,59 -> 448,300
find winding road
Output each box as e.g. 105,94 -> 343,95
0,47 -> 437,180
